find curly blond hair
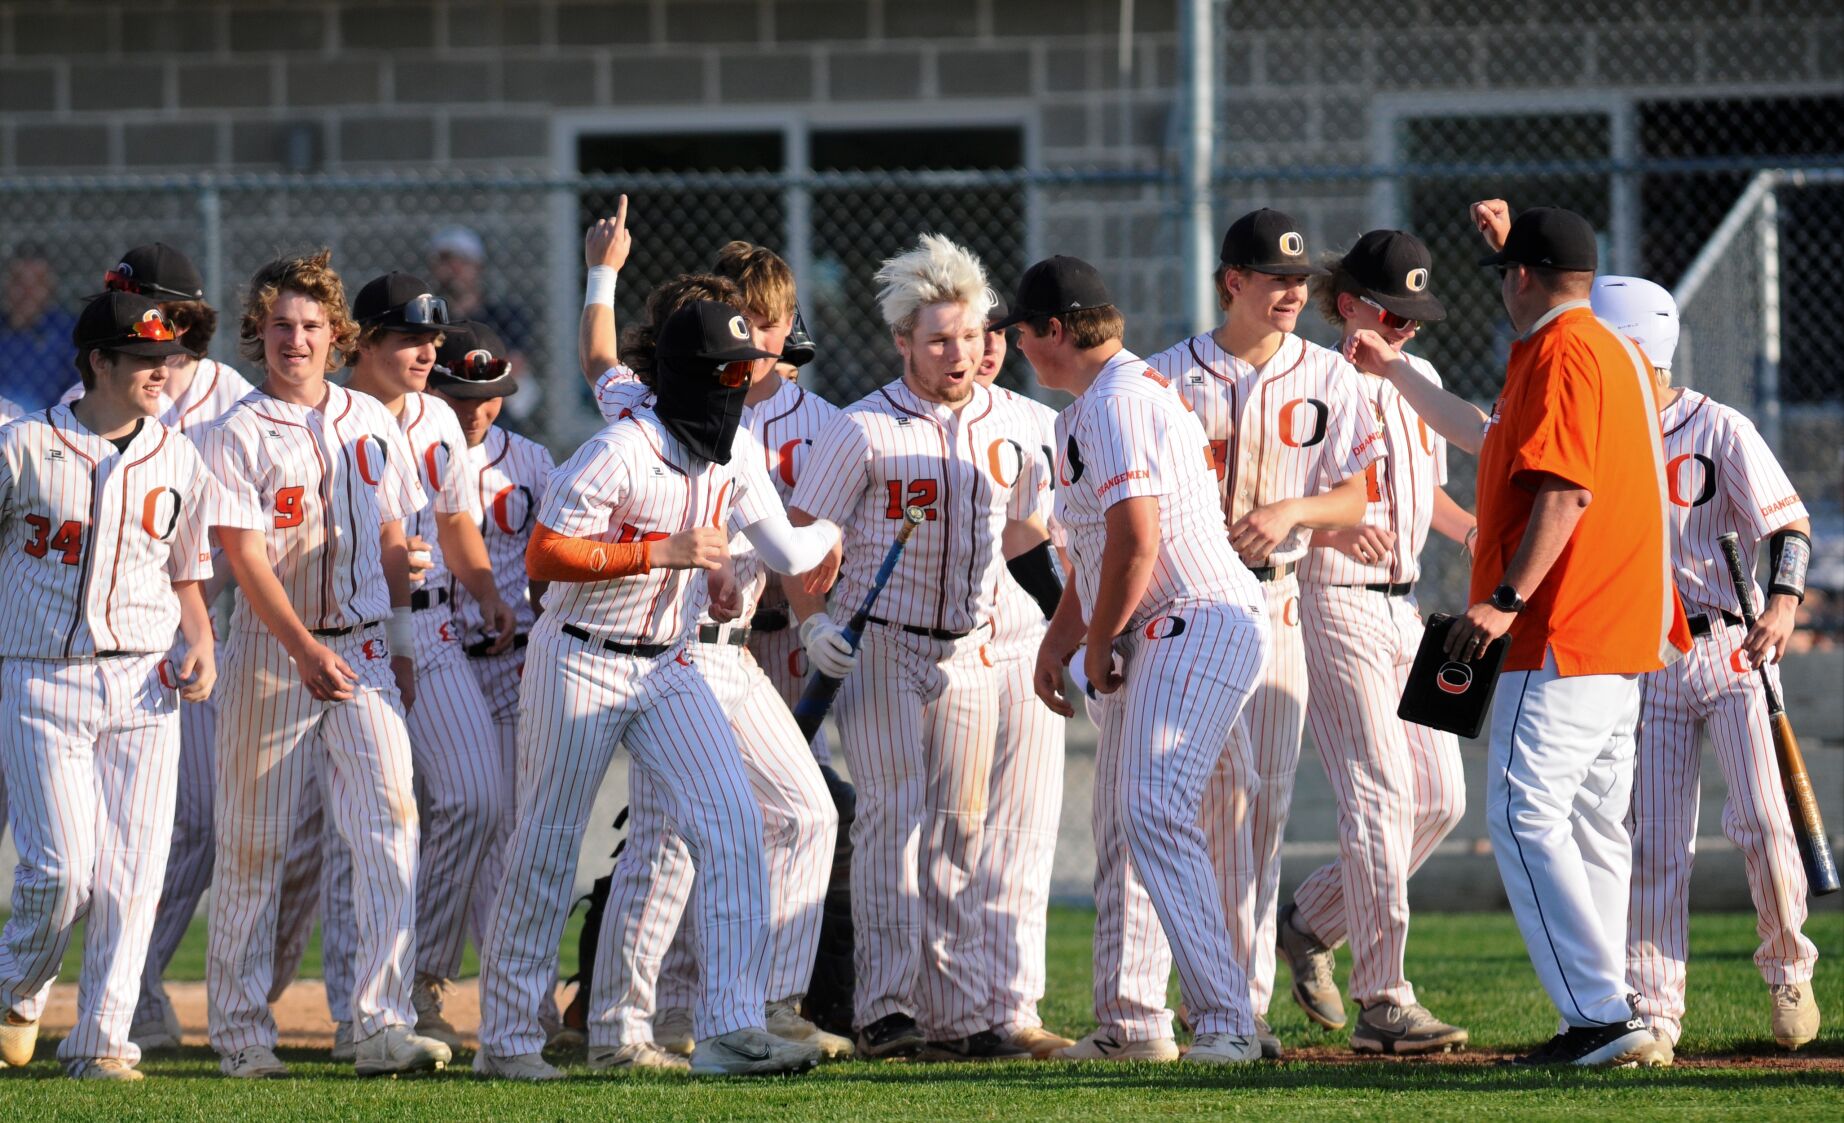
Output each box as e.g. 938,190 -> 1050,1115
239,249 -> 358,373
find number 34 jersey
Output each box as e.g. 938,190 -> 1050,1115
0,405 -> 218,658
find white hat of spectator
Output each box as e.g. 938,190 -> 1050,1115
429,225 -> 486,263
1591,274 -> 1679,371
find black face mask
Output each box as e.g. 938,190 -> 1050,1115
653,360 -> 749,465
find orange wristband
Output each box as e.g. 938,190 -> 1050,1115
526,523 -> 651,582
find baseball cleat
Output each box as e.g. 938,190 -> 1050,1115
1276,902 -> 1346,1030
689,1027 -> 820,1076
855,1013 -> 925,1060
472,1050 -> 565,1081
587,1041 -> 692,1072
219,1044 -> 290,1079
546,1025 -> 588,1055
915,1029 -> 1033,1063
1008,1025 -> 1076,1059
1184,1032 -> 1263,1065
1770,983 -> 1820,1050
653,1006 -> 696,1056
1628,1028 -> 1675,1067
412,975 -> 464,1051
1255,1016 -> 1283,1059
0,1012 -> 39,1067
331,1021 -> 356,1062
1507,1013 -> 1653,1067
1349,1003 -> 1468,1055
130,987 -> 183,1053
766,1000 -> 853,1060
1055,1030 -> 1180,1062
73,1057 -> 144,1081
354,1024 -> 451,1076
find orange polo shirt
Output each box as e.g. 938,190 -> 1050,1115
1471,301 -> 1691,675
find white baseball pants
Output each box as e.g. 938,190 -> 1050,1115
749,624 -> 831,766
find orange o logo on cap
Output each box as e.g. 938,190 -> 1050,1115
1406,267 -> 1429,292
1279,232 -> 1305,257
1437,661 -> 1474,694
729,316 -> 750,340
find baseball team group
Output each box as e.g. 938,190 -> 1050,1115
0,188 -> 1822,1084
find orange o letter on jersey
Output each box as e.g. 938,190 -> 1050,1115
987,438 -> 1024,488
142,486 -> 181,540
354,435 -> 385,486
1278,398 -> 1329,448
1667,453 -> 1717,509
777,439 -> 805,489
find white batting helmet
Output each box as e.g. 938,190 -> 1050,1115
1591,275 -> 1679,370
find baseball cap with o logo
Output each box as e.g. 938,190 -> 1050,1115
1219,208 -> 1328,276
1344,229 -> 1447,322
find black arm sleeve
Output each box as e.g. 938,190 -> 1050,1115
1006,540 -> 1063,620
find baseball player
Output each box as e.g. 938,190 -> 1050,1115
1009,255 -> 1270,1065
0,292 -> 217,1081
1269,230 -> 1473,1054
573,232 -> 846,1066
1143,209 -> 1375,1056
312,273 -> 518,1053
474,298 -> 827,1081
1347,204 -> 1689,1066
200,250 -> 451,1078
787,234 -> 1053,1062
968,301 -> 1072,1058
56,244 -> 261,1054
1592,276 -> 1820,1063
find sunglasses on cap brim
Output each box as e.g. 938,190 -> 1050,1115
366,293 -> 451,328
1358,296 -> 1418,331
103,270 -> 202,302
107,317 -> 179,345
441,353 -> 511,381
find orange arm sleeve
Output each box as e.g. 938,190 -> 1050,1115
526,523 -> 651,583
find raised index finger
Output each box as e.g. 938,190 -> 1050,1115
614,193 -> 629,233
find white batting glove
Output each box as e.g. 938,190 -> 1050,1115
799,612 -> 858,679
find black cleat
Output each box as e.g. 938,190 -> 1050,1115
915,1029 -> 1033,1063
1506,1014 -> 1651,1067
855,1013 -> 925,1060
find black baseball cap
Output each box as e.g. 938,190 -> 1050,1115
352,272 -> 451,332
1344,230 -> 1446,322
1220,208 -> 1327,275
985,294 -> 1010,330
656,300 -> 780,368
103,243 -> 205,301
430,320 -> 518,399
781,306 -> 816,368
1479,207 -> 1598,272
989,256 -> 1114,330
73,291 -> 192,358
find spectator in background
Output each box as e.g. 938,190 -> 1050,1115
427,227 -> 540,425
0,244 -> 79,411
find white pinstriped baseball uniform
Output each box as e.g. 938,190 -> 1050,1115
789,377 -> 1039,1040
0,407 -> 215,1069
1628,389 -> 1817,1045
478,403 -> 777,1057
199,383 -> 426,1057
1146,331 -> 1379,1020
316,390 -> 502,1026
455,424 -> 554,948
0,395 -> 19,855
1290,353 -> 1467,1009
972,386 -> 1066,1035
740,377 -> 840,765
1057,350 -> 1269,1040
584,373 -> 834,1042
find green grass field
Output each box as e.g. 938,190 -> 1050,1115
2,908 -> 1839,1120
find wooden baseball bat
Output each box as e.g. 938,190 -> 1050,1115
793,505 -> 926,744
1717,531 -> 1839,896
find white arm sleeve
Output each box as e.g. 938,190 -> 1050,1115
740,513 -> 840,576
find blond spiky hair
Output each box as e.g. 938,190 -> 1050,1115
874,233 -> 993,337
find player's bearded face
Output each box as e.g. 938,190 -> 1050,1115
263,290 -> 334,386
363,330 -> 441,396
899,301 -> 986,405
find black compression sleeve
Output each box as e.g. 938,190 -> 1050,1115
1006,540 -> 1063,620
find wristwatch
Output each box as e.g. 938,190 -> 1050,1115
1490,583 -> 1526,613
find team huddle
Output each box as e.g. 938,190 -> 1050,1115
0,192 -> 1822,1082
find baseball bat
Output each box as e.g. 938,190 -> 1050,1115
793,505 -> 927,743
1717,531 -> 1840,896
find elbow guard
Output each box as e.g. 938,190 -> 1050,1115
1006,540 -> 1063,620
1768,528 -> 1810,602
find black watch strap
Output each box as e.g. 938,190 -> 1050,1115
1491,583 -> 1526,613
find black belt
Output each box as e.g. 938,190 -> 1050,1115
311,621 -> 377,638
94,650 -> 131,658
465,633 -> 529,658
865,615 -> 971,641
1687,609 -> 1744,637
1248,560 -> 1296,582
410,587 -> 450,611
1362,582 -> 1415,597
561,623 -> 670,659
697,623 -> 751,646
750,606 -> 791,634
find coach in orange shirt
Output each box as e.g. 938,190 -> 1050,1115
1345,202 -> 1690,1067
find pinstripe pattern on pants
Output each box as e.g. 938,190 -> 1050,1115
834,624 -> 999,1040
1291,586 -> 1466,1007
1627,620 -> 1816,1044
134,689 -> 218,1028
0,652 -> 178,1065
749,625 -> 830,766
477,628 -> 770,1057
206,625 -> 420,1055
466,644 -> 527,950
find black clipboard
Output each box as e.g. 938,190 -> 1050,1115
1397,613 -> 1511,739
